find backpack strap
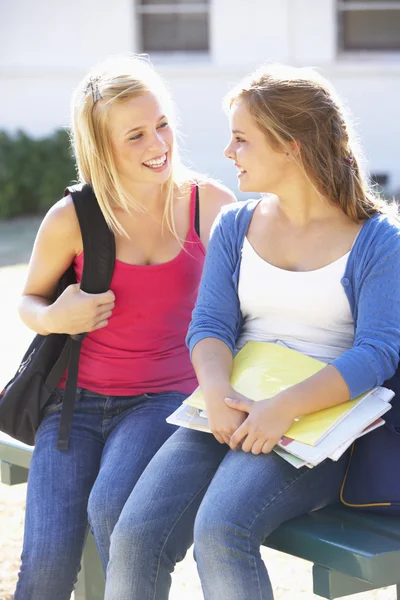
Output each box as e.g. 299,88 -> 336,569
56,183 -> 116,450
68,183 -> 116,294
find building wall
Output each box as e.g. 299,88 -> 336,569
1,0 -> 399,195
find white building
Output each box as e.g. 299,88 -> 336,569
1,0 -> 400,196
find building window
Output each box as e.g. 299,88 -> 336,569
338,1 -> 400,51
137,1 -> 210,53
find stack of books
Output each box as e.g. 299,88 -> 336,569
167,342 -> 394,469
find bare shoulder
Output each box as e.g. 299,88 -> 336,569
22,195 -> 82,298
38,194 -> 82,254
198,179 -> 237,212
196,179 -> 237,246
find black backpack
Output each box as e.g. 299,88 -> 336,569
0,184 -> 116,450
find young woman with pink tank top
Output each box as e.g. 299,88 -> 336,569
12,55 -> 235,600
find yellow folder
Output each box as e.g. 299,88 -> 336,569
184,342 -> 363,446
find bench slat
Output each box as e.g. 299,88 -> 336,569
265,505 -> 400,587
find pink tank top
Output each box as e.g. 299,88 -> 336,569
59,185 -> 205,395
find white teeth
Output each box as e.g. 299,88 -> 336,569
144,153 -> 167,168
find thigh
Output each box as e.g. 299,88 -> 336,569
105,429 -> 228,600
25,394 -> 104,555
197,449 -> 349,543
113,427 -> 228,553
91,392 -> 191,514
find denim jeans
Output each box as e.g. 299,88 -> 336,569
13,387 -> 185,600
105,427 -> 349,600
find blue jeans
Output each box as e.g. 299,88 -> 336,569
105,427 -> 349,600
13,387 -> 185,600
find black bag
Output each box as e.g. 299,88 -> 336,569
0,184 -> 115,450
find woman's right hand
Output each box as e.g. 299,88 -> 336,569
204,388 -> 248,445
43,284 -> 115,335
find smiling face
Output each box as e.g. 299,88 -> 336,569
108,91 -> 174,188
224,98 -> 290,194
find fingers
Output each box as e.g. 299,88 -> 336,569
212,432 -> 226,445
211,429 -> 232,445
98,301 -> 115,312
250,439 -> 265,455
224,397 -> 253,413
87,294 -> 115,331
98,309 -> 113,321
261,440 -> 275,454
229,421 -> 249,451
96,290 -> 115,304
222,433 -> 232,445
92,319 -> 109,331
241,433 -> 259,454
238,435 -> 275,454
80,288 -> 115,305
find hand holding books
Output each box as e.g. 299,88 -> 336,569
167,342 -> 394,468
202,388 -> 247,446
224,395 -> 296,454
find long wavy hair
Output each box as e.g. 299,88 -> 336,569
225,64 -> 396,222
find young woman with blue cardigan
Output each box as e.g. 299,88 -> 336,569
104,65 -> 400,600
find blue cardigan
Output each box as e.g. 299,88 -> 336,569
187,199 -> 400,401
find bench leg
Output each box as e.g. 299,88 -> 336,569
75,532 -> 105,600
0,461 -> 29,485
397,583 -> 400,600
313,565 -> 381,599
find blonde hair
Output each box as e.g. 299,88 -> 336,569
225,64 -> 395,222
70,55 -> 192,236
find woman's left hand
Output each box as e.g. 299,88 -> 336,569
225,396 -> 296,455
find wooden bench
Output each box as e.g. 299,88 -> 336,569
2,433 -> 400,599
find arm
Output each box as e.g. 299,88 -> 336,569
226,363 -> 350,454
186,205 -> 243,354
20,197 -> 115,336
187,205 -> 247,444
332,225 -> 400,398
192,338 -> 248,444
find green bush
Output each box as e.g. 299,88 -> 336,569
0,129 -> 77,219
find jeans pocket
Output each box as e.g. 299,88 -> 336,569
42,388 -> 64,415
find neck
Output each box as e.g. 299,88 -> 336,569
271,172 -> 342,227
118,179 -> 171,214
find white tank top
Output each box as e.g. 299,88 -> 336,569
237,237 -> 355,363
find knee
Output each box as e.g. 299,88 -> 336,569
106,517 -> 161,599
194,504 -> 248,563
109,510 -> 153,565
87,485 -> 122,535
194,506 -> 230,553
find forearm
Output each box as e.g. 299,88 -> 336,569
192,337 -> 234,403
278,364 -> 351,420
19,295 -> 54,336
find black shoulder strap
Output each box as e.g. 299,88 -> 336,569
56,183 -> 116,451
66,183 -> 116,294
194,184 -> 200,237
